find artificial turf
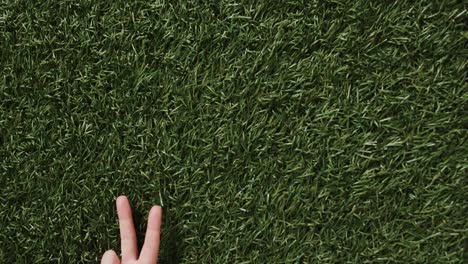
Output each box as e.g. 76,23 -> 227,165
0,0 -> 467,263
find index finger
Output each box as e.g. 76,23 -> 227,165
139,205 -> 162,263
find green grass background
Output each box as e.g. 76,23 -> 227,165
0,0 -> 467,263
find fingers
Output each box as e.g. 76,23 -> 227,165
139,206 -> 162,264
101,250 -> 120,264
116,196 -> 138,262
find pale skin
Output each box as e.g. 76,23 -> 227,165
101,196 -> 162,264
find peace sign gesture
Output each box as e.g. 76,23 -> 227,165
102,196 -> 162,264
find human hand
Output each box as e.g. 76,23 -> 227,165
101,196 -> 162,264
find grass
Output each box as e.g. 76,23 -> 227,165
0,0 -> 467,263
